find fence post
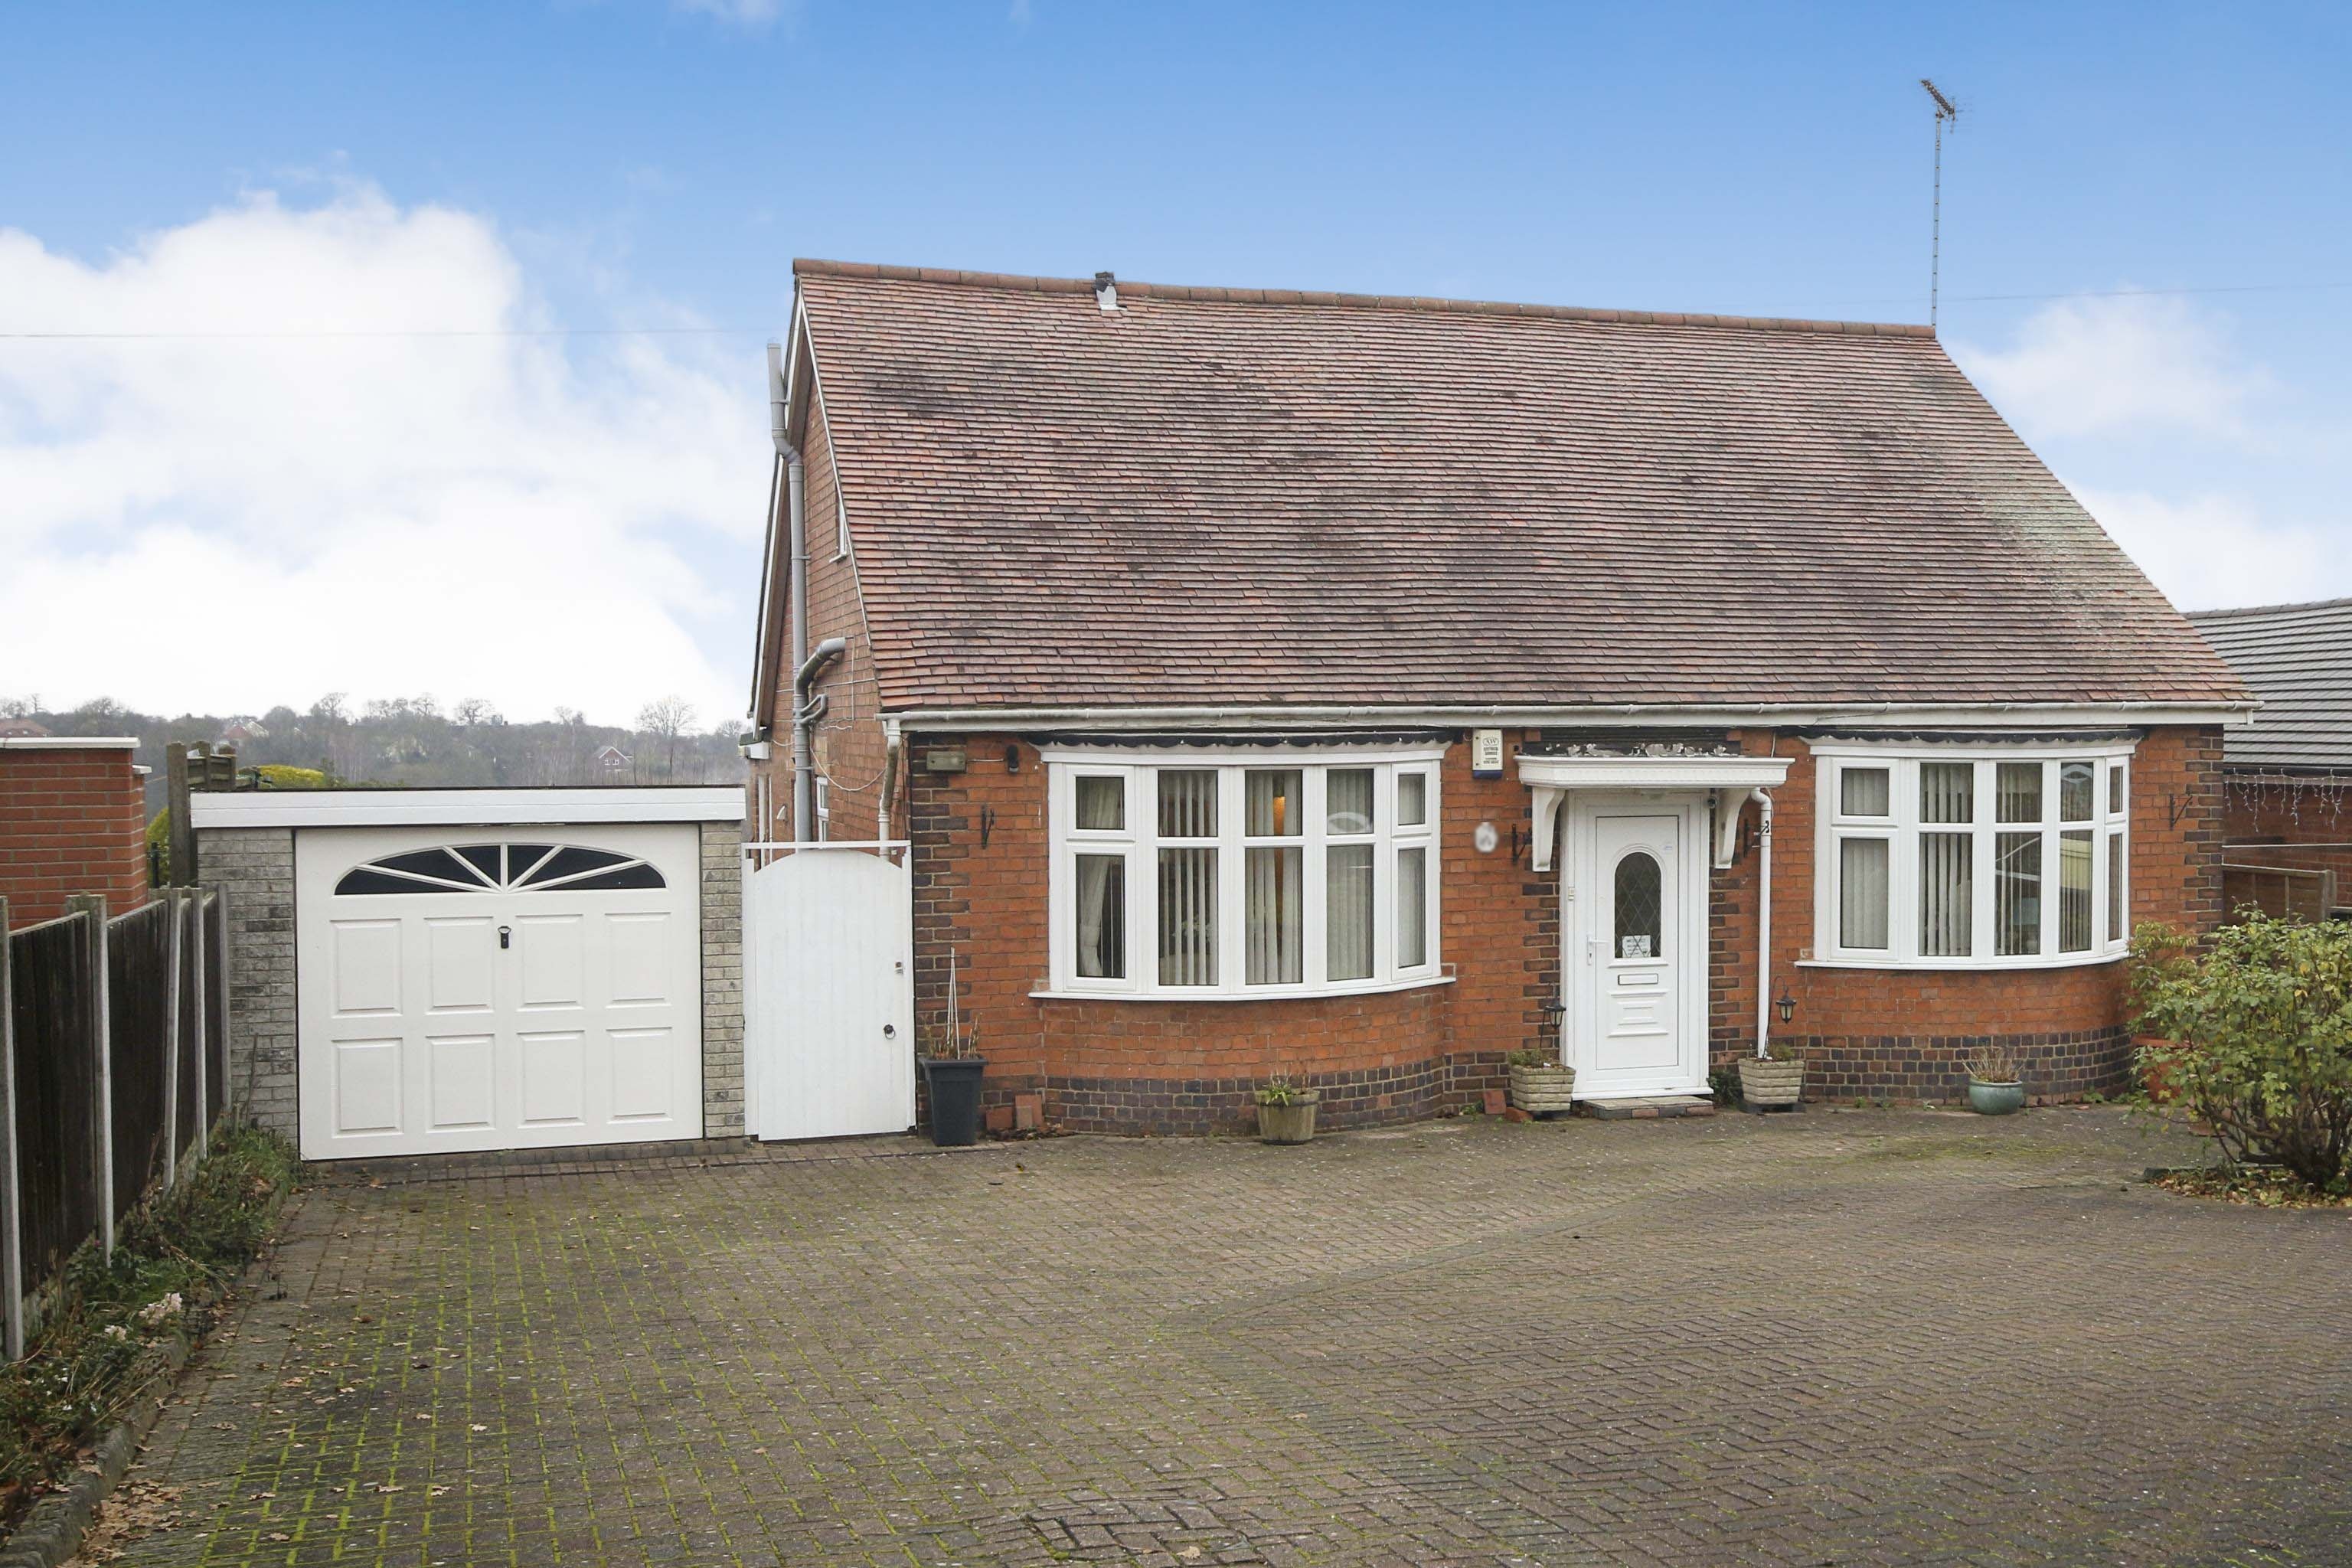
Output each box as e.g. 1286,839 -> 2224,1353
162,889 -> 183,1190
214,884 -> 233,1125
191,892 -> 209,1162
0,897 -> 23,1361
66,895 -> 114,1261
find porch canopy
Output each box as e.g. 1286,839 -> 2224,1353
1520,753 -> 1793,872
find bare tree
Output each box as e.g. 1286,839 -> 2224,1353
453,697 -> 504,727
0,694 -> 38,719
635,695 -> 697,779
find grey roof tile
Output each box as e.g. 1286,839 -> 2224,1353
2190,598 -> 2352,769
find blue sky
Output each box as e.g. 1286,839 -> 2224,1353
3,1 -> 2345,724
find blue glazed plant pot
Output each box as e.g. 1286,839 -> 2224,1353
1966,1077 -> 2027,1116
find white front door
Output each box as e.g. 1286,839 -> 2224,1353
294,824 -> 704,1159
1566,797 -> 1709,1099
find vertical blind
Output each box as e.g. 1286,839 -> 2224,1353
1157,771 -> 1218,986
1919,763 -> 1974,958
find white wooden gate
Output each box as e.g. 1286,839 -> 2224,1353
743,846 -> 916,1141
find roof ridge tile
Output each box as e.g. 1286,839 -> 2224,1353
790,256 -> 1936,338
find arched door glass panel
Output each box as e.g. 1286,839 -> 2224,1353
1613,851 -> 1663,960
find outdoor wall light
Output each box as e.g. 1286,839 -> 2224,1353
1004,743 -> 1021,773
1775,988 -> 1796,1024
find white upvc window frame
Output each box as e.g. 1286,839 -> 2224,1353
1043,745 -> 1446,1000
1810,739 -> 2135,972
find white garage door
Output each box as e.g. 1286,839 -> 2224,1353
295,824 -> 703,1159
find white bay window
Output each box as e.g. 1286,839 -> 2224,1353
1047,747 -> 1443,998
1815,743 -> 2132,969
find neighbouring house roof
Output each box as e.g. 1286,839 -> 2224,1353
2189,598 -> 2352,770
787,260 -> 2249,717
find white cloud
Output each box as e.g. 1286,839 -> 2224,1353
1952,293 -> 2265,443
671,0 -> 786,24
0,186 -> 765,723
2067,486 -> 2344,612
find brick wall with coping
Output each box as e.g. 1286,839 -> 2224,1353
0,740 -> 149,928
198,818 -> 748,1147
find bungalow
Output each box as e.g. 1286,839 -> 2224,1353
744,260 -> 2252,1132
2190,596 -> 2352,920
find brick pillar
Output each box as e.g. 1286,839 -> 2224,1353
0,740 -> 149,928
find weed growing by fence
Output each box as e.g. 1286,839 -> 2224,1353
0,1125 -> 297,1525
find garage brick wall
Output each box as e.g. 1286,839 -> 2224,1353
699,820 -> 746,1136
202,825 -> 299,1141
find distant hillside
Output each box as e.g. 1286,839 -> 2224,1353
2,694 -> 744,815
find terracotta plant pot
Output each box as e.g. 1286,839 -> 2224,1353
1966,1077 -> 2027,1116
1256,1096 -> 1320,1145
1737,1057 -> 1805,1109
1508,1063 -> 1577,1114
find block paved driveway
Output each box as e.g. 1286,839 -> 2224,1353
96,1109 -> 2351,1567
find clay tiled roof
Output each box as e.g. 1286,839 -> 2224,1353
794,260 -> 2249,715
2190,598 -> 2352,769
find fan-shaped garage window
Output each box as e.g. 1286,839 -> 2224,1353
334,843 -> 665,895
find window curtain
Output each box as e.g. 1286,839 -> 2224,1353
1326,844 -> 1374,980
2107,830 -> 2126,942
1840,838 -> 1890,949
1075,854 -> 1125,978
2059,831 -> 2094,952
1246,847 -> 1302,983
1397,847 -> 1427,968
1995,832 -> 2040,956
1245,771 -> 1302,984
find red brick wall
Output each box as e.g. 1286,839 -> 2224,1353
0,744 -> 150,927
901,724 -> 2225,1129
1709,726 -> 2224,1101
746,396 -> 898,851
2220,775 -> 2352,915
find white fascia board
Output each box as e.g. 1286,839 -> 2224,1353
1517,755 -> 1795,790
891,701 -> 2256,733
188,787 -> 746,831
0,736 -> 141,750
1037,740 -> 1449,766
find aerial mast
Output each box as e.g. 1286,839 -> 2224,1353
1919,78 -> 1960,331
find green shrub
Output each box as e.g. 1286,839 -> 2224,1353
1254,1076 -> 1311,1106
2129,916 -> 2352,1192
0,1127 -> 299,1514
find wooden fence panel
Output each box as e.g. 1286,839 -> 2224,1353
7,916 -> 101,1303
108,902 -> 172,1222
174,899 -> 201,1170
